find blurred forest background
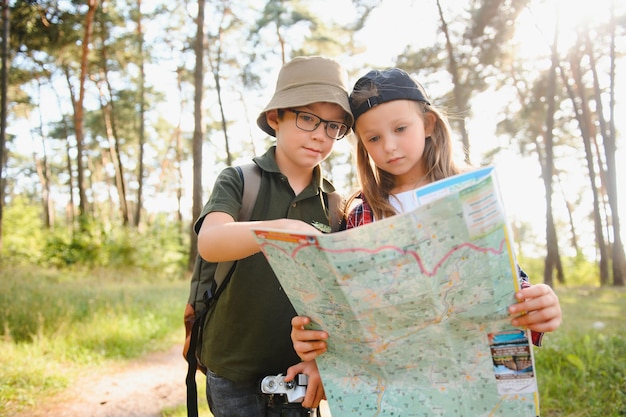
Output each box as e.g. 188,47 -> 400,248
1,1 -> 626,416
1,0 -> 625,287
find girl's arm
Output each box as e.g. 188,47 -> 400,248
285,360 -> 325,409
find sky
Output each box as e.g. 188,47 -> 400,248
7,0 -> 625,259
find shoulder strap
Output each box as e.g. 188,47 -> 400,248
238,163 -> 262,221
212,163 -> 261,290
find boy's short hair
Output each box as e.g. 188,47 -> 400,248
257,56 -> 354,137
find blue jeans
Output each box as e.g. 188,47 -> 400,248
205,369 -> 310,417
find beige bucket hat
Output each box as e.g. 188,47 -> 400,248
256,56 -> 354,137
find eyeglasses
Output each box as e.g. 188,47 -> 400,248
286,109 -> 349,140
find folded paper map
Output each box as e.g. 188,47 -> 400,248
253,166 -> 540,417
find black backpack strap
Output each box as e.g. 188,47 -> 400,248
185,311 -> 203,417
186,163 -> 261,417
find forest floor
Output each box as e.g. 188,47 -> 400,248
14,344 -> 188,417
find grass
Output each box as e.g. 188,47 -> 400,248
534,286 -> 626,417
0,265 -> 189,415
163,286 -> 626,417
1,265 -> 625,417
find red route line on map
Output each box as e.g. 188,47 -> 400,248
260,238 -> 507,278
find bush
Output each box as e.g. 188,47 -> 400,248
517,255 -> 601,287
2,200 -> 189,274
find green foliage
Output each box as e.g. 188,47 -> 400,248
516,255 -> 602,287
1,196 -> 46,263
0,266 -> 189,415
2,201 -> 188,275
560,255 -> 604,286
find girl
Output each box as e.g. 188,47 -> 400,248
288,68 -> 562,409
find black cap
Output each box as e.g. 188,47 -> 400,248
350,68 -> 431,122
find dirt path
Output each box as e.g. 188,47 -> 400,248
16,344 -> 190,417
14,344 -> 333,417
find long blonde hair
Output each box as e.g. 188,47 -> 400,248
349,84 -> 461,221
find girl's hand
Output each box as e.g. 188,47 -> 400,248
508,284 -> 562,333
285,360 -> 325,409
291,316 -> 328,361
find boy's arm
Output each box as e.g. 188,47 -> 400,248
197,213 -> 322,263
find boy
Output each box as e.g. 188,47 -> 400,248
194,56 -> 353,417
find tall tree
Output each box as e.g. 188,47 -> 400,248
561,46 -> 610,285
207,1 -> 237,166
540,26 -> 561,287
189,0 -> 206,270
72,0 -> 98,223
0,0 -> 9,254
435,0 -> 471,164
134,0 -> 146,228
33,81 -> 54,228
496,50 -> 567,284
400,0 -> 530,165
95,3 -> 130,225
254,0 -> 289,63
596,4 -> 625,285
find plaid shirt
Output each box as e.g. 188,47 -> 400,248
346,194 -> 544,347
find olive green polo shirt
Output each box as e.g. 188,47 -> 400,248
194,146 -> 337,382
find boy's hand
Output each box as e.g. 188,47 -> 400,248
284,360 -> 325,409
509,284 -> 562,333
273,218 -> 323,234
291,316 -> 328,361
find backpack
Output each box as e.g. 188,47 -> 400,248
184,163 -> 344,417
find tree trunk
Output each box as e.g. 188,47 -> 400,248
189,0 -> 206,270
96,78 -> 130,225
435,0 -> 471,164
95,8 -> 130,226
135,0 -> 146,228
73,0 -> 98,224
214,64 -> 232,165
54,87 -> 77,230
34,82 -> 53,228
557,175 -> 580,255
0,0 -> 9,254
209,8 -> 231,166
590,10 -> 625,285
565,52 -> 610,285
542,26 -> 563,287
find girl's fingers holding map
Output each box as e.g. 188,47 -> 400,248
291,315 -> 329,361
509,284 -> 562,332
